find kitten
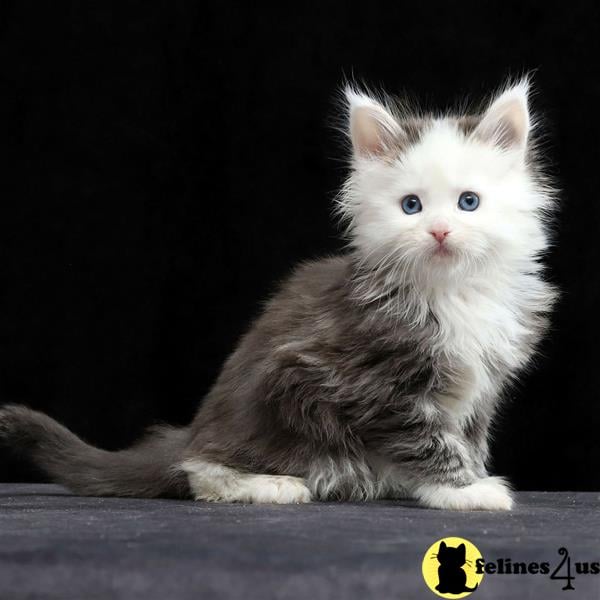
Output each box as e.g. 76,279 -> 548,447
0,80 -> 556,510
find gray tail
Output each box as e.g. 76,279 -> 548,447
0,405 -> 191,498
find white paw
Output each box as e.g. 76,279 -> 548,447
182,459 -> 312,504
237,475 -> 312,504
415,476 -> 513,511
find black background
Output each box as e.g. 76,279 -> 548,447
0,2 -> 598,490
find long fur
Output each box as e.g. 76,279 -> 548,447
0,80 -> 557,509
0,405 -> 191,497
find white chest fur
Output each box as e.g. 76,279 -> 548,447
429,274 -> 537,423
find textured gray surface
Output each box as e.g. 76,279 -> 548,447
0,485 -> 598,600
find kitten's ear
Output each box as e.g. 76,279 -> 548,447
439,541 -> 447,551
345,88 -> 401,159
472,80 -> 530,153
458,544 -> 466,558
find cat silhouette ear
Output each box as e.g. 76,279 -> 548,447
439,541 -> 447,550
458,543 -> 466,557
472,80 -> 530,154
345,88 -> 402,159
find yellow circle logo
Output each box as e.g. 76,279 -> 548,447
422,537 -> 484,598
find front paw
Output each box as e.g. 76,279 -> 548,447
416,476 -> 513,511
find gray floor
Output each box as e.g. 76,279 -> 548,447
0,485 -> 598,600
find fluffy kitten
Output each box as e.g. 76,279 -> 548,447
0,80 -> 556,510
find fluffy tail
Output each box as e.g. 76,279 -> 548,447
0,405 -> 191,498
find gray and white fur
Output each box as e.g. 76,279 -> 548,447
0,80 -> 556,510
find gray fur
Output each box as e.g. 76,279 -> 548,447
0,251 -> 548,500
183,254 -> 548,499
0,405 -> 191,497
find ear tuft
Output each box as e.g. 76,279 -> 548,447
345,87 -> 401,158
473,79 -> 531,153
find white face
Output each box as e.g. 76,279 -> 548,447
343,83 -> 550,286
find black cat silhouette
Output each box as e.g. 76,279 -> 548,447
435,541 -> 478,594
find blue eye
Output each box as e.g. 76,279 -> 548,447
401,194 -> 422,215
458,191 -> 480,211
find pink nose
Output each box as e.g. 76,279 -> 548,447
430,229 -> 450,244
